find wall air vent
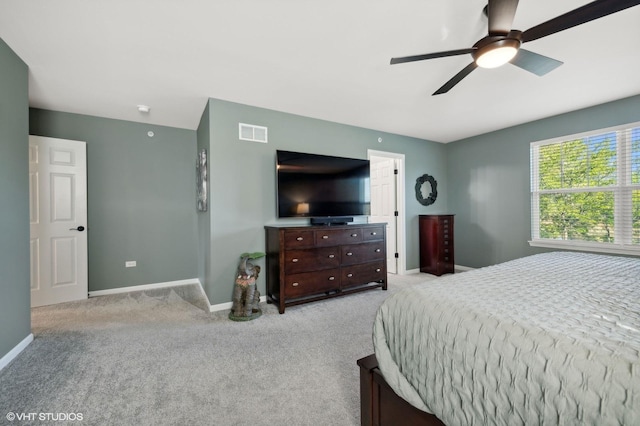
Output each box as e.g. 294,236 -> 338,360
239,123 -> 268,143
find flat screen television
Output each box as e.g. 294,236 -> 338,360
276,150 -> 370,220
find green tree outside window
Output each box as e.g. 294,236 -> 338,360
532,125 -> 640,249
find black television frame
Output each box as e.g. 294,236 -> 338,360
275,150 -> 371,223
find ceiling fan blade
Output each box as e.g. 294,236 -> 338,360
433,62 -> 478,95
510,48 -> 563,76
522,0 -> 640,43
390,48 -> 476,65
487,0 -> 520,35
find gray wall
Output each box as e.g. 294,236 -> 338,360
203,98 -> 448,304
29,109 -> 199,291
447,95 -> 640,268
0,38 -> 30,359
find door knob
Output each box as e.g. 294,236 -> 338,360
70,226 -> 85,232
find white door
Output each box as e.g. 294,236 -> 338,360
369,155 -> 398,274
29,136 -> 88,307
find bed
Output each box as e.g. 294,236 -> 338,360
359,252 -> 640,425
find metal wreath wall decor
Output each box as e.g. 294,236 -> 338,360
415,174 -> 438,206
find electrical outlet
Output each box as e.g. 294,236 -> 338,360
125,261 -> 137,268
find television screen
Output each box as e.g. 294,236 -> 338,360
276,150 -> 370,218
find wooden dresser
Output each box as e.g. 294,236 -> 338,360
265,223 -> 387,313
419,215 -> 454,276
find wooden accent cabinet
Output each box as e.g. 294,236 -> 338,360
419,215 -> 454,276
265,223 -> 387,313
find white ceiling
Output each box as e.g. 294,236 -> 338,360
1,0 -> 639,143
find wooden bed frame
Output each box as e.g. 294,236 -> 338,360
358,354 -> 445,426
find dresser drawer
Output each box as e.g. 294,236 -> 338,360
440,222 -> 452,242
315,227 -> 363,246
283,230 -> 314,248
440,246 -> 452,262
284,269 -> 340,298
440,255 -> 452,265
342,261 -> 386,288
362,226 -> 385,241
341,242 -> 385,265
284,247 -> 340,274
440,220 -> 452,241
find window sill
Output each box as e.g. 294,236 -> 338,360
529,240 -> 640,257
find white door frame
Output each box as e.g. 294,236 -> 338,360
368,149 -> 406,275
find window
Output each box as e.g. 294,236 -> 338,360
530,122 -> 640,255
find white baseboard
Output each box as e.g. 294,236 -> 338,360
455,264 -> 475,272
88,279 -> 202,298
0,333 -> 33,372
210,296 -> 267,313
403,265 -> 474,275
88,279 -> 271,314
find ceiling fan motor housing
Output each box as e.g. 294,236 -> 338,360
473,31 -> 522,68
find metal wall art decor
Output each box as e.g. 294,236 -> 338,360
196,148 -> 208,212
415,174 -> 438,206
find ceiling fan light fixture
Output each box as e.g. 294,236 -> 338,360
390,0 -> 635,95
474,39 -> 520,69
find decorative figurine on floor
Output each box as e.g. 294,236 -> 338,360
229,252 -> 265,321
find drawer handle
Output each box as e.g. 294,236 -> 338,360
375,248 -> 381,253
328,276 -> 335,281
292,258 -> 299,263
328,254 -> 335,258
347,273 -> 353,278
376,268 -> 381,272
322,235 -> 329,239
351,233 -> 358,237
296,236 -> 304,241
346,252 -> 353,256
371,232 -> 377,235
292,282 -> 299,287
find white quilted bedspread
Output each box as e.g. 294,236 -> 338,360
373,252 -> 640,425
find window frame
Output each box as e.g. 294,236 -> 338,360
529,121 -> 640,256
